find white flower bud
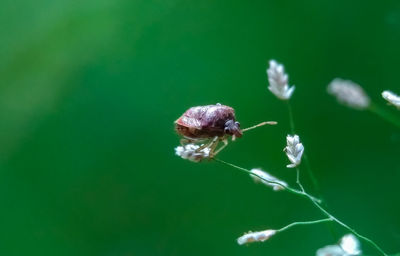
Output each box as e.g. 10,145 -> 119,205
267,60 -> 295,100
316,234 -> 361,256
284,135 -> 304,168
327,78 -> 370,110
237,229 -> 276,245
175,144 -> 210,162
340,234 -> 361,255
382,90 -> 400,109
316,245 -> 345,256
250,168 -> 287,191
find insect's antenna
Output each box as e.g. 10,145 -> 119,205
242,121 -> 277,133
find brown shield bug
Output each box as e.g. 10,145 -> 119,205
175,103 -> 277,158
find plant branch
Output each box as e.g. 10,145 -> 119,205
297,165 -> 388,256
304,192 -> 388,256
217,159 -> 389,256
286,101 -> 320,194
277,218 -> 333,233
215,159 -> 322,204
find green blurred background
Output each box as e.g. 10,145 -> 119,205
0,0 -> 399,255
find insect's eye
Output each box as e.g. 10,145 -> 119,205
235,121 -> 240,128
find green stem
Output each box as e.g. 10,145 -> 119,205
369,102 -> 400,128
217,159 -> 389,256
277,218 -> 333,233
297,165 -> 388,256
305,194 -> 388,256
296,167 -> 301,187
286,101 -> 320,195
215,158 -> 321,203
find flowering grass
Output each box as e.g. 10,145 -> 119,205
174,60 -> 400,256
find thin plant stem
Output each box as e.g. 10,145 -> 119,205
277,218 -> 333,233
217,159 -> 389,256
296,167 -> 300,187
295,167 -> 388,256
215,158 -> 321,203
368,102 -> 400,129
298,166 -> 331,239
304,192 -> 388,256
286,101 -> 320,194
295,167 -> 306,194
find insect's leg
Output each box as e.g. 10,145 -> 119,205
211,138 -> 229,157
207,136 -> 224,157
194,137 -> 216,152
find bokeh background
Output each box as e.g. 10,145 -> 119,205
1,0 -> 400,255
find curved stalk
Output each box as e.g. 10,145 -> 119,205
277,218 -> 333,233
217,159 -> 389,256
215,158 -> 321,203
286,101 -> 320,194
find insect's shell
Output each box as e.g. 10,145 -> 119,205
175,104 -> 236,139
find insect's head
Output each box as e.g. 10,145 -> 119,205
224,120 -> 242,138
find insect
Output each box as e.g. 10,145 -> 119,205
175,103 -> 276,158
